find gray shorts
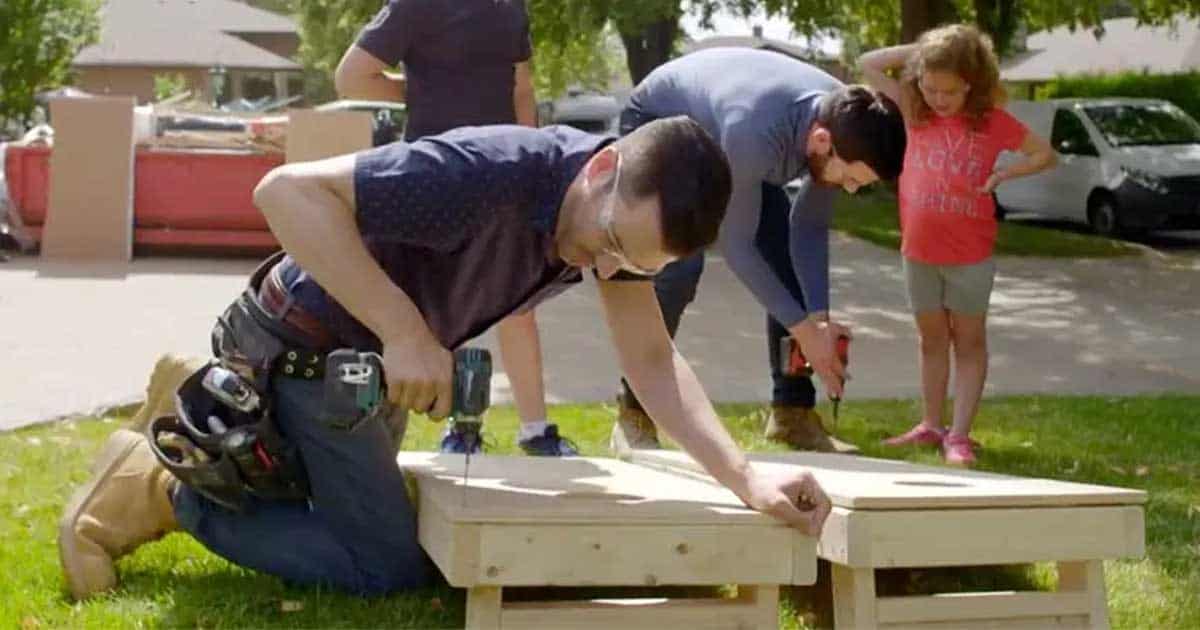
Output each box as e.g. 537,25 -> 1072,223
904,257 -> 996,314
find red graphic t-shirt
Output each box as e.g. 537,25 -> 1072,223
899,108 -> 1028,264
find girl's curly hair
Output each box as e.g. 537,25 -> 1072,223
901,24 -> 1007,129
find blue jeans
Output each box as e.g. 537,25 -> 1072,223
619,181 -> 816,410
173,375 -> 431,595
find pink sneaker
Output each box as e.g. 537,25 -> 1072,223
943,433 -> 977,466
882,423 -> 946,447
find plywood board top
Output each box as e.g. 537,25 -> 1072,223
41,96 -> 135,261
629,450 -> 1146,510
397,452 -> 777,525
285,109 -> 373,163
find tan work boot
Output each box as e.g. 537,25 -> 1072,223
764,404 -> 860,454
59,429 -> 179,600
610,394 -> 662,454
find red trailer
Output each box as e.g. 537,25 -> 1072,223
5,144 -> 284,250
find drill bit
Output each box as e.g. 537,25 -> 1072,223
461,430 -> 473,507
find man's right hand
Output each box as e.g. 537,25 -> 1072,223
381,328 -> 453,418
788,317 -> 851,399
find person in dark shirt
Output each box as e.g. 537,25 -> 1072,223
59,118 -> 833,599
335,0 -> 568,457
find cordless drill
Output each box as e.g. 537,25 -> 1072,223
779,333 -> 851,424
449,347 -> 493,456
324,347 -> 493,438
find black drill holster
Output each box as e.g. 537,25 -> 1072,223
146,253 -> 312,512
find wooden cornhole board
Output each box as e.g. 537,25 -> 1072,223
41,96 -> 136,261
396,452 -> 818,629
629,450 -> 1146,630
285,109 -> 374,163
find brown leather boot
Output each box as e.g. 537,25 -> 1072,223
609,393 -> 662,454
764,404 -> 860,453
59,429 -> 179,600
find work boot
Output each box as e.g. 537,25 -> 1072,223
609,393 -> 661,454
764,404 -> 860,454
59,429 -> 179,600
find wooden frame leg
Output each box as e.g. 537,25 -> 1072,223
737,585 -> 781,629
465,586 -> 502,630
1058,560 -> 1110,630
831,565 -> 877,630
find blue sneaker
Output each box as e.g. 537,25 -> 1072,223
518,423 -> 579,457
439,425 -> 484,454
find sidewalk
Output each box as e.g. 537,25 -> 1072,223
3,237 -> 1198,431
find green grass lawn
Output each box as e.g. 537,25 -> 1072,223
833,189 -> 1143,258
3,396 -> 1197,628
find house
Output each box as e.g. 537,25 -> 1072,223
72,0 -> 303,105
1001,15 -> 1200,92
683,26 -> 851,81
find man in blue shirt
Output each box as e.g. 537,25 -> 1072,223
58,118 -> 834,599
497,49 -> 906,454
336,0 -> 571,456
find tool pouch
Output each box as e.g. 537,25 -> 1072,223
146,362 -> 310,512
147,253 -> 313,512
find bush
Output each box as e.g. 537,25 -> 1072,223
1037,71 -> 1200,122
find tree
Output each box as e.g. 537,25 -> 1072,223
0,0 -> 100,134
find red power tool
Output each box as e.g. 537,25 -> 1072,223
779,334 -> 851,425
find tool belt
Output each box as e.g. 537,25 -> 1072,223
146,252 -> 324,512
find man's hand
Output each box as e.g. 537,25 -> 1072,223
380,327 -> 453,418
788,317 -> 852,399
739,470 -> 832,536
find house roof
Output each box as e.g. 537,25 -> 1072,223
74,0 -> 301,70
1001,15 -> 1200,82
684,35 -> 833,62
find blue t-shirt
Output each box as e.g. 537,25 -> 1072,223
628,48 -> 843,327
277,125 -> 610,351
356,0 -> 532,140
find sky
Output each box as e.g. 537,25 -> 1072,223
679,7 -> 843,56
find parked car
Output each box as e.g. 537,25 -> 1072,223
996,98 -> 1200,235
543,87 -> 621,134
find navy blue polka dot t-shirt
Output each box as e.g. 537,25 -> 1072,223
274,124 -> 611,352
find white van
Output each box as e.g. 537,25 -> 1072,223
996,98 -> 1200,235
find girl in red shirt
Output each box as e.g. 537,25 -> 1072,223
859,25 -> 1056,465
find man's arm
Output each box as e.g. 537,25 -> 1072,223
335,45 -> 407,102
597,278 -> 831,534
513,61 -> 537,127
253,157 -> 453,417
717,168 -> 847,396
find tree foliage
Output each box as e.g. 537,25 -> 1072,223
0,0 -> 100,133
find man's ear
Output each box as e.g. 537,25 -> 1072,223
584,146 -> 619,189
808,125 -> 833,156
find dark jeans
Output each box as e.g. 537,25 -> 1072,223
620,181 -> 817,411
173,375 -> 431,595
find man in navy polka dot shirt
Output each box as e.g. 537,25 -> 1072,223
60,118 -> 833,598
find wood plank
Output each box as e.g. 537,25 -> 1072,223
880,616 -> 1087,629
1057,561 -> 1111,630
499,592 -> 778,629
630,450 -> 1146,510
876,591 -> 1090,624
284,109 -> 373,163
828,506 -> 1144,568
398,453 -> 774,525
41,96 -> 136,261
416,491 -> 480,587
465,586 -> 502,630
474,524 -> 806,586
832,564 -> 878,629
